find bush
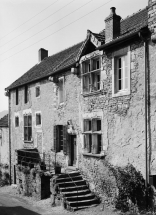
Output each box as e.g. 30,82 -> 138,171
110,164 -> 147,212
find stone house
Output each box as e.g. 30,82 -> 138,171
0,114 -> 9,165
4,0 -> 156,196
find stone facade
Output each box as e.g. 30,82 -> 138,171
7,0 -> 156,203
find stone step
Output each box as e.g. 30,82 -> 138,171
56,175 -> 83,183
59,184 -> 88,192
57,171 -> 80,179
63,189 -> 91,197
65,193 -> 95,202
67,197 -> 99,208
68,203 -> 99,211
58,180 -> 86,188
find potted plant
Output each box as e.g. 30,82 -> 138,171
54,162 -> 62,174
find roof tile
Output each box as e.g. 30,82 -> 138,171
0,114 -> 8,127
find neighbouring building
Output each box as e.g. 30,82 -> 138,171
5,0 -> 156,201
0,114 -> 9,165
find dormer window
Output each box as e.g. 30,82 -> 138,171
81,55 -> 101,94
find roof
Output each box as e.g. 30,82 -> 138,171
6,42 -> 83,90
0,114 -> 8,127
6,7 -> 148,91
120,7 -> 148,35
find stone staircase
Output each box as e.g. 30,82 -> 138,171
56,170 -> 99,211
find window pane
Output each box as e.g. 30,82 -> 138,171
89,134 -> 92,152
83,75 -> 90,93
119,58 -> 121,68
98,135 -> 102,153
24,116 -> 28,126
28,115 -> 32,126
28,127 -> 32,141
119,79 -> 122,90
24,127 -> 28,141
97,120 -> 101,131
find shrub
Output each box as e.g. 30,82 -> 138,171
111,164 -> 147,212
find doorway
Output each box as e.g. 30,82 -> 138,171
70,135 -> 77,166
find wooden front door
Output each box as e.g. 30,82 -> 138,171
71,135 -> 77,166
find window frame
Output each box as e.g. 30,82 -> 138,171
24,114 -> 32,142
83,118 -> 102,154
81,56 -> 102,94
112,46 -> 130,97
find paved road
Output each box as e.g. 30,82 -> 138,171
0,193 -> 48,215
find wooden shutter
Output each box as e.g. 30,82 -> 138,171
53,125 -> 59,152
63,125 -> 69,155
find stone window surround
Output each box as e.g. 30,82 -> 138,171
80,50 -> 103,96
23,109 -> 33,143
112,46 -> 131,97
82,111 -> 105,157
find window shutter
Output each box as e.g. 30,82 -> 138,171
63,125 -> 68,155
53,125 -> 59,152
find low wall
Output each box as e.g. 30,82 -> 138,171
16,165 -> 51,200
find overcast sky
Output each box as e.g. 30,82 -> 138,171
0,0 -> 148,112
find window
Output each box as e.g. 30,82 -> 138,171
58,125 -> 63,151
15,116 -> 19,127
112,47 -> 130,97
24,85 -> 29,103
82,57 -> 101,93
16,88 -> 19,105
53,125 -> 68,154
36,86 -> 40,97
58,78 -> 64,104
83,118 -> 102,154
24,115 -> 32,142
36,113 -> 41,126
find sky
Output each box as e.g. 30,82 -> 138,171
0,0 -> 148,112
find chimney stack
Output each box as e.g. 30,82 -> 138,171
38,48 -> 48,62
105,7 -> 121,43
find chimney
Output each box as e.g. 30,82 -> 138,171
38,48 -> 48,62
105,7 -> 121,43
148,0 -> 156,43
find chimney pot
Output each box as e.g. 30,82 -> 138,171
110,7 -> 116,15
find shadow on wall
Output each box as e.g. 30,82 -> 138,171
0,206 -> 41,215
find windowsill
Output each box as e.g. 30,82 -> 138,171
56,151 -> 64,156
83,90 -> 102,97
24,140 -> 33,143
82,152 -> 105,158
112,90 -> 130,98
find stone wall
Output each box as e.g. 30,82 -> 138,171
16,166 -> 51,200
0,127 -> 9,165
